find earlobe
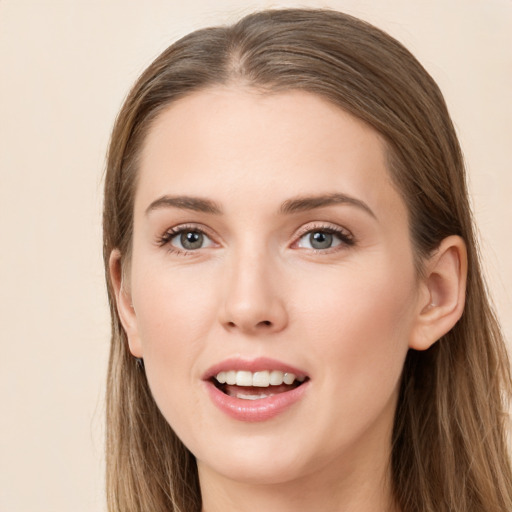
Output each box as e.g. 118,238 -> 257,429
409,235 -> 468,351
109,250 -> 143,358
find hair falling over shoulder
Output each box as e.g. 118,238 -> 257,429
102,8 -> 512,512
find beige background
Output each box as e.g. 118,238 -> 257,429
1,1 -> 510,510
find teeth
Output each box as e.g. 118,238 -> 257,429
235,371 -> 252,386
215,370 -> 303,387
269,370 -> 284,385
283,372 -> 295,385
252,371 -> 270,387
236,392 -> 271,400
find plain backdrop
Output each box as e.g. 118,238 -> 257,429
1,1 -> 510,510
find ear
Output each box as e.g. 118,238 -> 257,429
109,249 -> 143,358
409,235 -> 467,351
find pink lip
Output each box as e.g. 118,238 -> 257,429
203,357 -> 310,422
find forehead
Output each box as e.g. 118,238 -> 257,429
135,87 -> 404,221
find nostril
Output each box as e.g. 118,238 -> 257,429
224,319 -> 273,331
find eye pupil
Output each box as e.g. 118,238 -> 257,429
181,231 -> 203,250
310,231 -> 333,249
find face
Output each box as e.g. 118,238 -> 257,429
117,87 -> 426,487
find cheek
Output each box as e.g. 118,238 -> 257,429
133,256 -> 218,337
129,266 -> 224,437
130,264 -> 219,394
296,258 -> 416,395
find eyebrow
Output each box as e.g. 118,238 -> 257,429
145,192 -> 375,218
279,193 -> 376,218
145,195 -> 222,215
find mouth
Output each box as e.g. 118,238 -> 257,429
203,358 -> 310,421
211,370 -> 308,400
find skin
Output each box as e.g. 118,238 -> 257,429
111,87 -> 467,512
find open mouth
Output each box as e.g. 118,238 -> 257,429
211,370 -> 309,400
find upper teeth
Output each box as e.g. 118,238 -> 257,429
215,370 -> 305,387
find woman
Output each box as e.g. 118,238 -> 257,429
103,8 -> 512,512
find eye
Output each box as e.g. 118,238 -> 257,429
175,230 -> 208,250
158,226 -> 216,253
295,226 -> 354,251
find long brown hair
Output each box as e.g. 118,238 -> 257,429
103,9 -> 512,511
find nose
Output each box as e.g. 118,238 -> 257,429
219,250 -> 288,335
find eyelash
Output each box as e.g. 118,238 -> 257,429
293,223 -> 355,253
156,224 -> 215,255
156,222 -> 355,255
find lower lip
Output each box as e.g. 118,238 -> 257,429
204,380 -> 310,422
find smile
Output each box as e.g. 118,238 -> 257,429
214,370 -> 307,400
216,369 -> 305,387
204,359 -> 310,421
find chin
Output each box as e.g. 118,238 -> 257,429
193,427 -> 333,487
198,452 -> 311,486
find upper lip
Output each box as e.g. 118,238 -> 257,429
203,357 -> 309,381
